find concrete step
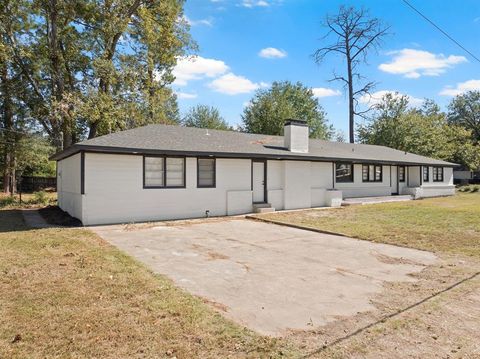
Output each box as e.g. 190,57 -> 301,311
254,207 -> 276,214
253,203 -> 272,209
253,203 -> 275,213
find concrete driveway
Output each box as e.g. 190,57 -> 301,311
93,218 -> 436,336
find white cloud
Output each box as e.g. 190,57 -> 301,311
378,49 -> 467,78
184,15 -> 213,27
175,91 -> 198,99
359,90 -> 423,107
312,87 -> 341,98
240,0 -> 270,8
258,47 -> 287,59
208,73 -> 262,95
173,56 -> 229,86
439,79 -> 480,96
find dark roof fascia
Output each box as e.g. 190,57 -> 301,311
49,144 -> 83,161
50,144 -> 459,167
284,119 -> 308,127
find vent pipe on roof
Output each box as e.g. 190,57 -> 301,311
284,119 -> 309,153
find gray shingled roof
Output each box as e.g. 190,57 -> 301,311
51,124 -> 457,166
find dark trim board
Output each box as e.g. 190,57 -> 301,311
389,165 -> 392,188
80,151 -> 85,195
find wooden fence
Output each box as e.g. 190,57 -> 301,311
19,176 -> 57,193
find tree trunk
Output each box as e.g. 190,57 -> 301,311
147,58 -> 155,122
3,152 -> 11,194
88,121 -> 98,139
1,61 -> 15,194
346,55 -> 355,143
48,0 -> 70,150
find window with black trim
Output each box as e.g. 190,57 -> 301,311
197,158 -> 215,188
362,164 -> 382,182
398,166 -> 406,182
336,162 -> 354,183
433,167 -> 444,182
144,156 -> 185,188
423,166 -> 429,182
362,165 -> 383,182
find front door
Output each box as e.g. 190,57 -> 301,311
252,160 -> 266,203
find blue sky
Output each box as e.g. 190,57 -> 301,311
174,0 -> 480,135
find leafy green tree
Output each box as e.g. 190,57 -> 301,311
242,81 -> 333,139
448,90 -> 480,144
358,93 -> 480,169
1,0 -> 194,150
182,105 -> 231,130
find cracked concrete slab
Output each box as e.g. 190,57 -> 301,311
92,218 -> 437,336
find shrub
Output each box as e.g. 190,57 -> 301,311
0,196 -> 17,208
32,191 -> 49,205
458,184 -> 480,193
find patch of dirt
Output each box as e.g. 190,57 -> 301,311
286,254 -> 480,358
372,251 -> 426,266
163,216 -> 245,227
121,217 -> 245,231
123,222 -> 159,231
202,298 -> 229,312
189,244 -> 230,261
206,251 -> 230,261
38,206 -> 82,227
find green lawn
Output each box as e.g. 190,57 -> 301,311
259,193 -> 480,258
2,194 -> 479,358
0,210 -> 293,358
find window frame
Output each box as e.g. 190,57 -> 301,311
335,162 -> 354,183
197,157 -> 216,188
398,166 -> 406,182
362,164 -> 383,183
143,155 -> 186,189
423,166 -> 430,183
433,166 -> 444,182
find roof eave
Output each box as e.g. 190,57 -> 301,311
50,144 -> 459,167
49,144 -> 82,161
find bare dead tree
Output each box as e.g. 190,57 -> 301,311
314,6 -> 390,143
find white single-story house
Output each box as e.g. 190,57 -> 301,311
51,120 -> 457,225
